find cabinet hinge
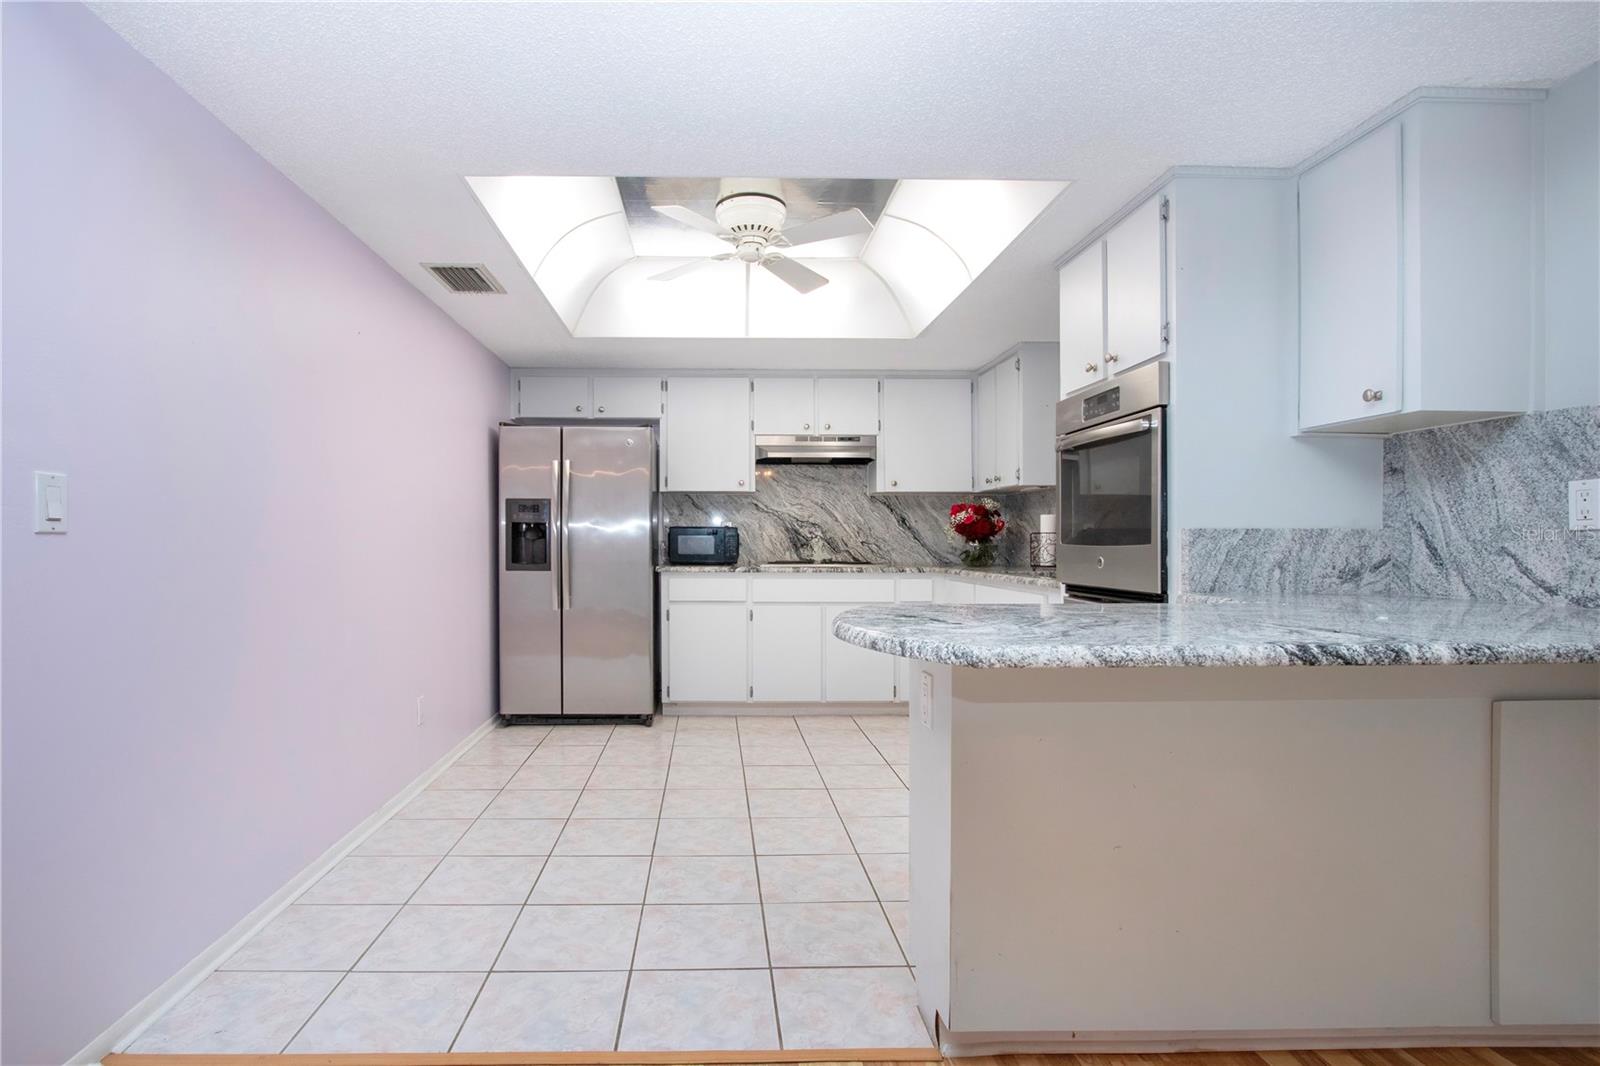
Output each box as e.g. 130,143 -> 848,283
666,684 -> 671,699
662,380 -> 668,392
749,685 -> 754,699
1014,357 -> 1021,370
749,381 -> 755,393
1159,197 -> 1170,222
748,608 -> 754,621
665,608 -> 671,621
1161,322 -> 1171,346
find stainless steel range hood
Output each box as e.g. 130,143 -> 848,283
755,434 -> 876,465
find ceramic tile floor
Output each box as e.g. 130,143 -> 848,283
129,714 -> 929,1055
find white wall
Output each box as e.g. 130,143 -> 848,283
1541,62 -> 1600,410
1167,176 -> 1383,539
2,6 -> 508,1062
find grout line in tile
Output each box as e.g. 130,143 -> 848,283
614,716 -> 678,1051
744,715 -> 786,1049
447,722 -> 614,1052
797,717 -> 914,972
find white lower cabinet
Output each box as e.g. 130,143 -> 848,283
665,602 -> 748,702
975,583 -> 1048,605
663,571 -> 1058,705
824,605 -> 897,702
751,605 -> 823,701
937,579 -> 977,605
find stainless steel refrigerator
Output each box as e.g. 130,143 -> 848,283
498,424 -> 656,718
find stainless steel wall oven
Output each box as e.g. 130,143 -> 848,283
1054,362 -> 1169,601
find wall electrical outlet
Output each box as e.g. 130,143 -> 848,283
919,672 -> 934,729
1570,479 -> 1599,531
415,696 -> 425,726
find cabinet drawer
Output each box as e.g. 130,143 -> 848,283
665,575 -> 748,602
975,583 -> 1046,605
896,578 -> 935,602
751,576 -> 896,603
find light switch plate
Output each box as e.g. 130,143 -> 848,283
918,671 -> 934,729
33,472 -> 67,534
1570,479 -> 1599,531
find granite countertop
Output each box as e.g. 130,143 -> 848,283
655,563 -> 1059,590
830,594 -> 1600,669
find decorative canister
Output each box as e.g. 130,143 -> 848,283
1029,514 -> 1057,569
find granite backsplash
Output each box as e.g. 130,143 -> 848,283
1183,405 -> 1600,607
662,464 -> 1055,570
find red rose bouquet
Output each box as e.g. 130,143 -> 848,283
947,497 -> 1006,567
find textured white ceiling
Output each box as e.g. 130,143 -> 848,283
90,2 -> 1598,371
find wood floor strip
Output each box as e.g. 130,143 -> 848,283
102,1049 -> 1600,1066
103,1050 -> 943,1066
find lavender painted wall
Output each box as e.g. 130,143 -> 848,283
2,6 -> 508,1062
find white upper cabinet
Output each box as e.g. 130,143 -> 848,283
974,367 -> 997,488
753,378 -> 817,434
815,378 -> 879,435
753,377 -> 880,435
1299,123 -> 1404,429
993,356 -> 1021,487
975,345 -> 1059,489
662,377 -> 752,492
1060,196 -> 1165,398
1299,100 -> 1534,432
877,378 -> 973,493
1059,243 -> 1107,397
516,375 -> 591,418
591,376 -> 662,419
1104,195 -> 1168,373
518,374 -> 661,420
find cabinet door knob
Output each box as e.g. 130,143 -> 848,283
1105,353 -> 1119,364
597,405 -> 606,413
1084,363 -> 1098,373
890,479 -> 898,487
1362,388 -> 1384,402
803,423 -> 810,430
575,404 -> 584,412
824,423 -> 831,430
737,479 -> 745,487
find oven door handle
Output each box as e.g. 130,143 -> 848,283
1056,411 -> 1160,451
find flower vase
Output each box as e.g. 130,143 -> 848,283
960,540 -> 998,568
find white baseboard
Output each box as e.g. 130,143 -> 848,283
68,715 -> 501,1066
665,703 -> 908,717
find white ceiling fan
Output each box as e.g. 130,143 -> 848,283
647,178 -> 874,294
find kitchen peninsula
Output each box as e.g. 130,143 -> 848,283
833,596 -> 1600,1054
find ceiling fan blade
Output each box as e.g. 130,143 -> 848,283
651,203 -> 726,236
648,253 -> 735,281
648,259 -> 714,282
760,255 -> 829,294
779,207 -> 873,248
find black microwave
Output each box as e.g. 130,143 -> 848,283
666,525 -> 740,566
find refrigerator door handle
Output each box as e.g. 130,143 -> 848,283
551,458 -> 562,611
561,458 -> 573,610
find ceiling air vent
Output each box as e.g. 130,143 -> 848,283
423,263 -> 505,294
